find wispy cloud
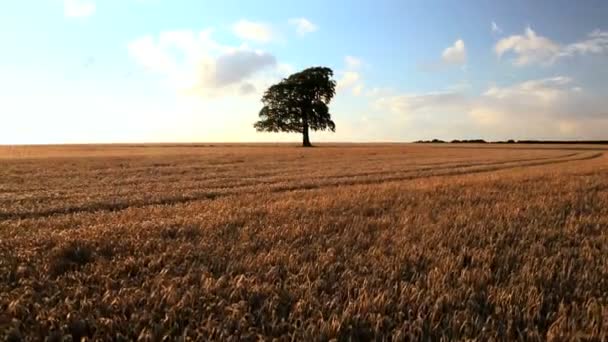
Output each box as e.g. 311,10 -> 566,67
491,21 -> 502,35
495,27 -> 560,66
442,39 -> 467,65
375,91 -> 468,116
337,56 -> 365,95
288,18 -> 318,36
559,30 -> 608,57
419,39 -> 467,71
495,27 -> 608,66
344,55 -> 362,69
337,71 -> 363,95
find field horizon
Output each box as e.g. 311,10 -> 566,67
2,141 -> 608,158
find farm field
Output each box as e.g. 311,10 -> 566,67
1,143 -> 607,340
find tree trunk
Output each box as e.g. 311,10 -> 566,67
302,112 -> 312,147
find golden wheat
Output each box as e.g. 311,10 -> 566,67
1,144 -> 607,340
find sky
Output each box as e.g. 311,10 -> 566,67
2,0 -> 608,144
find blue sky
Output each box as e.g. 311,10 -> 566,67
2,0 -> 608,143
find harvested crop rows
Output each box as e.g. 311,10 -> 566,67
1,144 -> 607,340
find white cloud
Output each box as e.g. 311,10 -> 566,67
345,55 -> 362,69
378,76 -> 576,118
559,29 -> 608,57
339,71 -> 360,88
468,77 -> 594,137
64,0 -> 95,17
213,50 -> 276,86
418,41 -> 466,71
337,56 -> 365,95
232,20 -> 274,43
442,39 -> 467,65
288,18 -> 318,36
470,77 -> 608,138
491,21 -> 502,34
483,76 -> 572,103
337,71 -> 362,95
495,27 -> 560,66
128,29 -> 279,98
495,27 -> 608,66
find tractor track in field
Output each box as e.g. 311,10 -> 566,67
0,152 -> 579,202
0,152 -> 601,222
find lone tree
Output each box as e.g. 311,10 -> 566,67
254,66 -> 336,147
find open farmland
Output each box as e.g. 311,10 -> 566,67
1,144 -> 607,340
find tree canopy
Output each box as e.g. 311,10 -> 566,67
254,66 -> 336,147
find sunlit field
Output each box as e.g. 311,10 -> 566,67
1,144 -> 607,340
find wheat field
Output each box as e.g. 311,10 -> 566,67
1,143 -> 607,340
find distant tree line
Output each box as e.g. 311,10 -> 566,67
414,139 -> 488,144
414,139 -> 608,144
511,140 -> 608,144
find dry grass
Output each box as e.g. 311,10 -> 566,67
1,143 -> 607,340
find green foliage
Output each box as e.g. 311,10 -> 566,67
254,67 -> 336,146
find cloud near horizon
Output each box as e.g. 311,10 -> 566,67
372,76 -> 608,139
